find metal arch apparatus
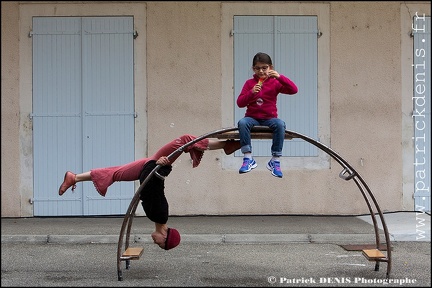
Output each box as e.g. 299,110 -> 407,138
116,127 -> 392,281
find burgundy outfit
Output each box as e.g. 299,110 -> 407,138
236,74 -> 298,119
90,134 -> 209,196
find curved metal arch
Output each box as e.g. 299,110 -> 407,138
116,127 -> 392,280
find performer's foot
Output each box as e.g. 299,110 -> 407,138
223,140 -> 241,155
58,171 -> 76,195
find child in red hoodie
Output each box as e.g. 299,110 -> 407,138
237,52 -> 298,178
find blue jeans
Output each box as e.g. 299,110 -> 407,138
237,117 -> 286,157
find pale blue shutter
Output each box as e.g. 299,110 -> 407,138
81,17 -> 135,215
234,16 -> 318,157
32,17 -> 135,216
32,17 -> 83,216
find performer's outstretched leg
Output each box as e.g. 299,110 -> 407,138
59,135 -> 240,196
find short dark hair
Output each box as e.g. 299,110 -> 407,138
252,52 -> 273,66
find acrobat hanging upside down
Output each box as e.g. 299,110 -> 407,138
58,134 -> 241,250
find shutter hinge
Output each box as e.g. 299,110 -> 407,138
133,31 -> 138,39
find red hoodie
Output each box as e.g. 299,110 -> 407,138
237,74 -> 298,119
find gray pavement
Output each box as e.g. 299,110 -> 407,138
1,212 -> 430,287
2,241 -> 430,287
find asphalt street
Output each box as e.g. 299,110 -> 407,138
1,241 -> 430,287
1,212 -> 430,287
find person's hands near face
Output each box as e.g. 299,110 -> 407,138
267,69 -> 280,79
253,82 -> 262,93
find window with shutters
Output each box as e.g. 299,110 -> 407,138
233,16 -> 319,157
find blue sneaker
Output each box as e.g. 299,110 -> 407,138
267,160 -> 283,178
239,158 -> 257,174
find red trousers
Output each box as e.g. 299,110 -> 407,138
90,134 -> 209,196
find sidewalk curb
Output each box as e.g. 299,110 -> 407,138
2,233 -> 383,244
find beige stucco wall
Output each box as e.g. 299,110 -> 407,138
330,2 -> 403,210
1,1 -> 430,217
1,2 -> 21,217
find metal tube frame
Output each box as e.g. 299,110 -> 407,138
116,127 -> 392,281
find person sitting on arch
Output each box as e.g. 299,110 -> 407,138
58,134 -> 241,250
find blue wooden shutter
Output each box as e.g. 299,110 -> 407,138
81,17 -> 135,215
32,17 -> 84,216
32,17 -> 135,216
